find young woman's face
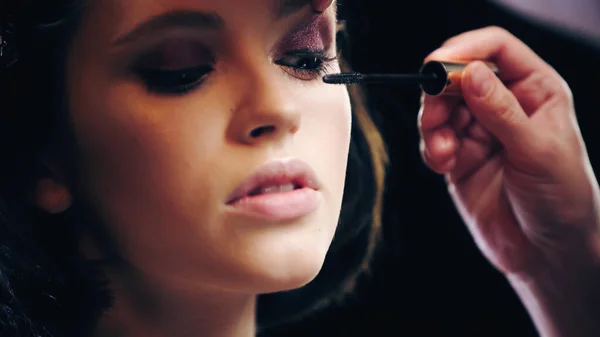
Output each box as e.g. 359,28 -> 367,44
66,0 -> 351,293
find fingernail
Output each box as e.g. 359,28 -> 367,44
469,62 -> 494,97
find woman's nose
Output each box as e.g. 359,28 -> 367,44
228,73 -> 302,146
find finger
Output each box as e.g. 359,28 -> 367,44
426,26 -> 557,83
446,138 -> 494,184
420,126 -> 459,173
312,0 -> 334,13
450,104 -> 474,135
507,71 -> 571,116
451,104 -> 494,144
421,141 -> 457,174
467,122 -> 493,144
419,95 -> 461,132
461,61 -> 536,153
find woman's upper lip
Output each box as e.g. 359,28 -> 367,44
226,158 -> 321,204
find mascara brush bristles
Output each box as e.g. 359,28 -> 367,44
323,72 -> 438,85
322,72 -> 364,84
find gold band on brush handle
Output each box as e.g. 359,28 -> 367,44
420,61 -> 500,96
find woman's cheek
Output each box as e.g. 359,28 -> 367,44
303,85 -> 351,201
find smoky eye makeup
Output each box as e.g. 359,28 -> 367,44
273,14 -> 339,80
125,12 -> 338,95
277,14 -> 333,53
131,38 -> 217,95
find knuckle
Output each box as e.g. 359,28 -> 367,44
555,77 -> 574,106
492,90 -> 520,122
521,72 -> 557,107
484,25 -> 511,38
537,71 -> 574,106
516,71 -> 574,111
540,77 -> 574,112
437,26 -> 515,56
441,35 -> 461,48
495,104 -> 519,126
438,30 -> 476,49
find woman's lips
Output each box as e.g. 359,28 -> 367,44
225,158 -> 321,221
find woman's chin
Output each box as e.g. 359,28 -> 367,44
218,215 -> 337,294
148,215 -> 339,295
243,246 -> 329,294
208,237 -> 331,295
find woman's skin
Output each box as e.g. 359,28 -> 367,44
32,0 -> 600,335
40,0 -> 348,336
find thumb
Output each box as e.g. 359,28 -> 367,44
462,61 -> 535,153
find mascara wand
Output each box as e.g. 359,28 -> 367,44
323,73 -> 439,84
323,60 -> 499,96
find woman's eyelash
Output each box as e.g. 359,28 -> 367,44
134,65 -> 214,95
133,50 -> 336,95
275,49 -> 338,78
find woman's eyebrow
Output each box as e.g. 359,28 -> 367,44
112,11 -> 224,46
111,1 -> 310,47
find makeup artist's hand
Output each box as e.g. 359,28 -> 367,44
419,27 -> 600,337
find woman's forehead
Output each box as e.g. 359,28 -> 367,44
83,0 -> 323,42
89,0 -> 314,18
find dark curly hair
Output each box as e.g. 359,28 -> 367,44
0,1 -> 387,336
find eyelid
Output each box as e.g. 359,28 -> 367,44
111,31 -> 219,71
134,65 -> 214,95
282,48 -> 336,58
131,38 -> 216,74
271,13 -> 335,56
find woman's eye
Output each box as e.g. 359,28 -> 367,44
276,50 -> 337,80
135,66 -> 213,95
132,40 -> 215,95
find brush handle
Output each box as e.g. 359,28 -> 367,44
358,73 -> 437,82
420,61 -> 499,96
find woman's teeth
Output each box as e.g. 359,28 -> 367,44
251,183 -> 296,196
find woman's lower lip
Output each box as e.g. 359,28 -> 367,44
227,187 -> 319,221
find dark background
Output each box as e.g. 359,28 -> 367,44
269,1 -> 600,336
